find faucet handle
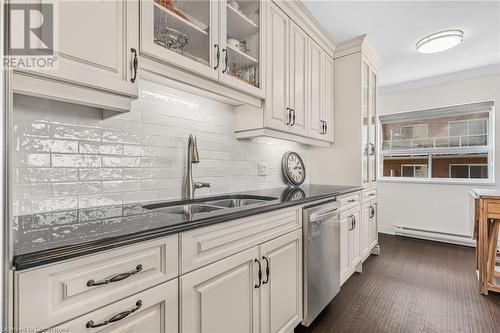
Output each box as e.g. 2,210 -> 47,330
194,182 -> 211,189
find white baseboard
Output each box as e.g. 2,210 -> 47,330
393,226 -> 475,247
378,225 -> 475,247
378,224 -> 396,235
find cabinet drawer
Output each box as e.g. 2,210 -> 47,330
339,192 -> 361,212
56,279 -> 178,333
180,208 -> 301,273
362,188 -> 377,202
16,235 -> 178,330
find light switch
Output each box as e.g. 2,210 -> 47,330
257,162 -> 271,176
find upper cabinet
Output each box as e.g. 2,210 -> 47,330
309,35 -> 382,187
234,1 -> 336,147
10,0 -> 139,114
141,0 -> 219,80
139,0 -> 265,105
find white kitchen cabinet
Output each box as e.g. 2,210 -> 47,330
11,0 -> 139,113
140,0 -> 218,80
139,0 -> 264,102
181,247 -> 259,333
339,212 -> 351,285
340,204 -> 362,286
369,202 -> 378,249
361,202 -> 371,260
260,230 -> 302,333
288,21 -> 308,136
16,235 -> 178,330
264,2 -> 289,132
181,229 -> 302,333
234,1 -> 335,147
56,279 -> 178,333
308,40 -> 334,141
309,35 -> 381,185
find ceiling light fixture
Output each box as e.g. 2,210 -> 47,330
415,29 -> 464,54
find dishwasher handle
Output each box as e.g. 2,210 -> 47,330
309,207 -> 338,222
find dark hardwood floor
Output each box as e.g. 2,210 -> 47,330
296,233 -> 500,333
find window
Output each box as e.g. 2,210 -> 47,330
379,101 -> 494,183
401,165 -> 428,178
450,164 -> 488,179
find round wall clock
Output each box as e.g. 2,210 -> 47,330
281,151 -> 306,187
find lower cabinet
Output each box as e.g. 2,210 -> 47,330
181,229 -> 302,333
361,201 -> 378,260
58,279 -> 178,333
340,205 -> 361,286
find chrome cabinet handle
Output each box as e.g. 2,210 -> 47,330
262,256 -> 270,284
369,205 -> 376,219
291,109 -> 296,126
222,49 -> 228,73
214,44 -> 220,70
320,120 -> 325,134
86,300 -> 142,328
348,199 -> 356,203
324,121 -> 328,134
87,264 -> 143,287
130,48 -> 138,83
348,215 -> 353,231
254,259 -> 262,288
286,107 -> 291,125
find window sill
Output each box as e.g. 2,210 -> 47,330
378,177 -> 496,186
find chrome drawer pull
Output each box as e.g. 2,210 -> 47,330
262,256 -> 270,284
86,300 -> 142,328
347,199 -> 356,203
87,264 -> 143,287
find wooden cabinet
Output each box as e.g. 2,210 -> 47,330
57,279 -> 178,333
139,0 -> 264,100
340,204 -> 361,286
11,0 -> 139,113
181,230 -> 302,333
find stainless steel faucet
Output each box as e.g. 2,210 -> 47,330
184,134 -> 210,200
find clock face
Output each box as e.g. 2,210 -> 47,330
282,152 -> 306,186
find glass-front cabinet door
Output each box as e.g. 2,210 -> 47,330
369,69 -> 378,182
219,0 -> 263,97
362,61 -> 370,184
141,0 -> 218,80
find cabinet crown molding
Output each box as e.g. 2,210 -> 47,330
333,35 -> 383,70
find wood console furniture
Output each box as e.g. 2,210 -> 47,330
470,189 -> 500,295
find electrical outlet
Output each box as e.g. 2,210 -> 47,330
257,162 -> 271,176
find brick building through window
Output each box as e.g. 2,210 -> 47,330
379,101 -> 494,182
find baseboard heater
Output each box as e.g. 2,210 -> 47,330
394,226 -> 475,247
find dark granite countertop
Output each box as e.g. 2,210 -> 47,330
13,184 -> 361,270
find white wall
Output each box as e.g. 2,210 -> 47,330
378,72 -> 500,239
12,80 -> 309,216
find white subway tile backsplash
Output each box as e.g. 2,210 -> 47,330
16,168 -> 79,183
51,154 -> 101,168
12,81 -> 309,215
79,142 -> 123,155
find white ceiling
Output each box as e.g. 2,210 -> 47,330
302,1 -> 500,87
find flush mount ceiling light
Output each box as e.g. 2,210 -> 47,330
415,29 -> 464,54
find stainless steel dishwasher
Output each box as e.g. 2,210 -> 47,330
302,198 -> 340,326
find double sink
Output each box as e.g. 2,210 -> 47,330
142,194 -> 279,217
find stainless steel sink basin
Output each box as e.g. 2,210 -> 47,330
149,204 -> 222,215
142,195 -> 279,215
205,198 -> 269,208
